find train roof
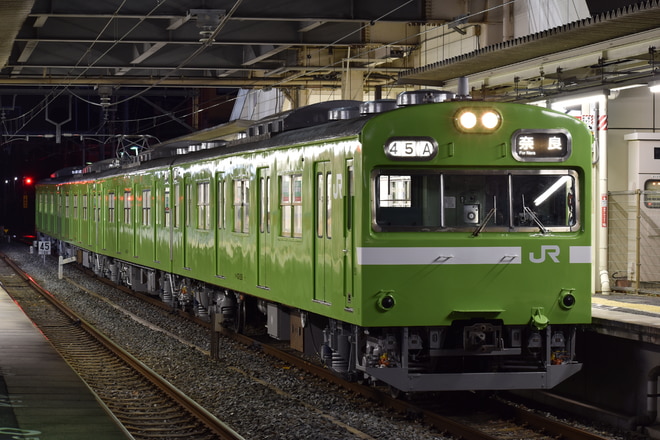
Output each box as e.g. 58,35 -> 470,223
38,90 -> 460,184
40,105 -> 377,184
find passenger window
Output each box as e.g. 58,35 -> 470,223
233,179 -> 249,233
197,182 -> 210,229
142,189 -> 151,226
108,192 -> 116,223
123,190 -> 132,224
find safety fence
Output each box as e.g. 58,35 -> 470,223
608,190 -> 660,295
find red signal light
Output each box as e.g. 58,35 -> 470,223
24,177 -> 33,185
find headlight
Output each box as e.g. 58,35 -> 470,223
455,108 -> 502,132
458,111 -> 478,129
481,111 -> 501,129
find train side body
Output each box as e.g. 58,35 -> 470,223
35,97 -> 593,392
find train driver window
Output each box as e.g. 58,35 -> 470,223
375,173 -> 441,229
442,174 -> 509,228
374,169 -> 578,232
511,173 -> 576,229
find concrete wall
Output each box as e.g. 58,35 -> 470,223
607,87 -> 660,192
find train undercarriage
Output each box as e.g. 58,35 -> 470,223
51,239 -> 581,393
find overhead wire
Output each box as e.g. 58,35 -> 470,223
95,0 -> 424,132
2,0 -> 166,141
3,0 -> 519,141
115,0 -> 519,133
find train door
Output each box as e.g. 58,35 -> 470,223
257,167 -> 271,289
215,175 -> 226,278
105,189 -> 117,254
163,182 -> 172,262
344,160 -> 354,308
170,177 -> 184,270
56,189 -> 62,239
183,178 -> 192,270
92,187 -> 99,250
314,161 -> 343,304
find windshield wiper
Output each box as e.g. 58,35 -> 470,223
522,195 -> 548,234
472,196 -> 496,237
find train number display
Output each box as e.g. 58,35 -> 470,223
384,137 -> 438,161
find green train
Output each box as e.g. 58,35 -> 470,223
35,90 -> 593,392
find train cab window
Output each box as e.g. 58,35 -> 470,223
443,174 -> 509,228
511,173 -> 576,228
374,169 -> 579,232
375,174 -> 439,229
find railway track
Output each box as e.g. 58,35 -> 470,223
74,268 -> 613,440
0,253 -> 243,440
2,247 -> 620,440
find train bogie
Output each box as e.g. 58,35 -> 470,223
36,94 -> 592,392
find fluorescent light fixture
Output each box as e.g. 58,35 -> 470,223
551,93 -> 606,109
610,84 -> 645,92
534,176 -> 571,207
650,80 -> 660,93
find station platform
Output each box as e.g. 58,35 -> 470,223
0,285 -> 131,440
591,292 -> 660,344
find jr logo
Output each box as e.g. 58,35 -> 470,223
529,245 -> 560,263
332,173 -> 343,199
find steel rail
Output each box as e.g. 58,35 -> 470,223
62,256 -> 613,440
0,252 -> 244,440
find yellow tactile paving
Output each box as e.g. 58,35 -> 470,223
592,295 -> 660,314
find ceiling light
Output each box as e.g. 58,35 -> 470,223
649,80 -> 660,93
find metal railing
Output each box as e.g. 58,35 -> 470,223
608,190 -> 660,295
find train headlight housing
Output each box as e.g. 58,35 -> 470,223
455,108 -> 502,133
558,289 -> 576,310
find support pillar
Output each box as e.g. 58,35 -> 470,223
341,69 -> 363,101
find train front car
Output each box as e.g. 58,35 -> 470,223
324,98 -> 593,393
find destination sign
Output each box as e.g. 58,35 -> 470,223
512,129 -> 571,162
